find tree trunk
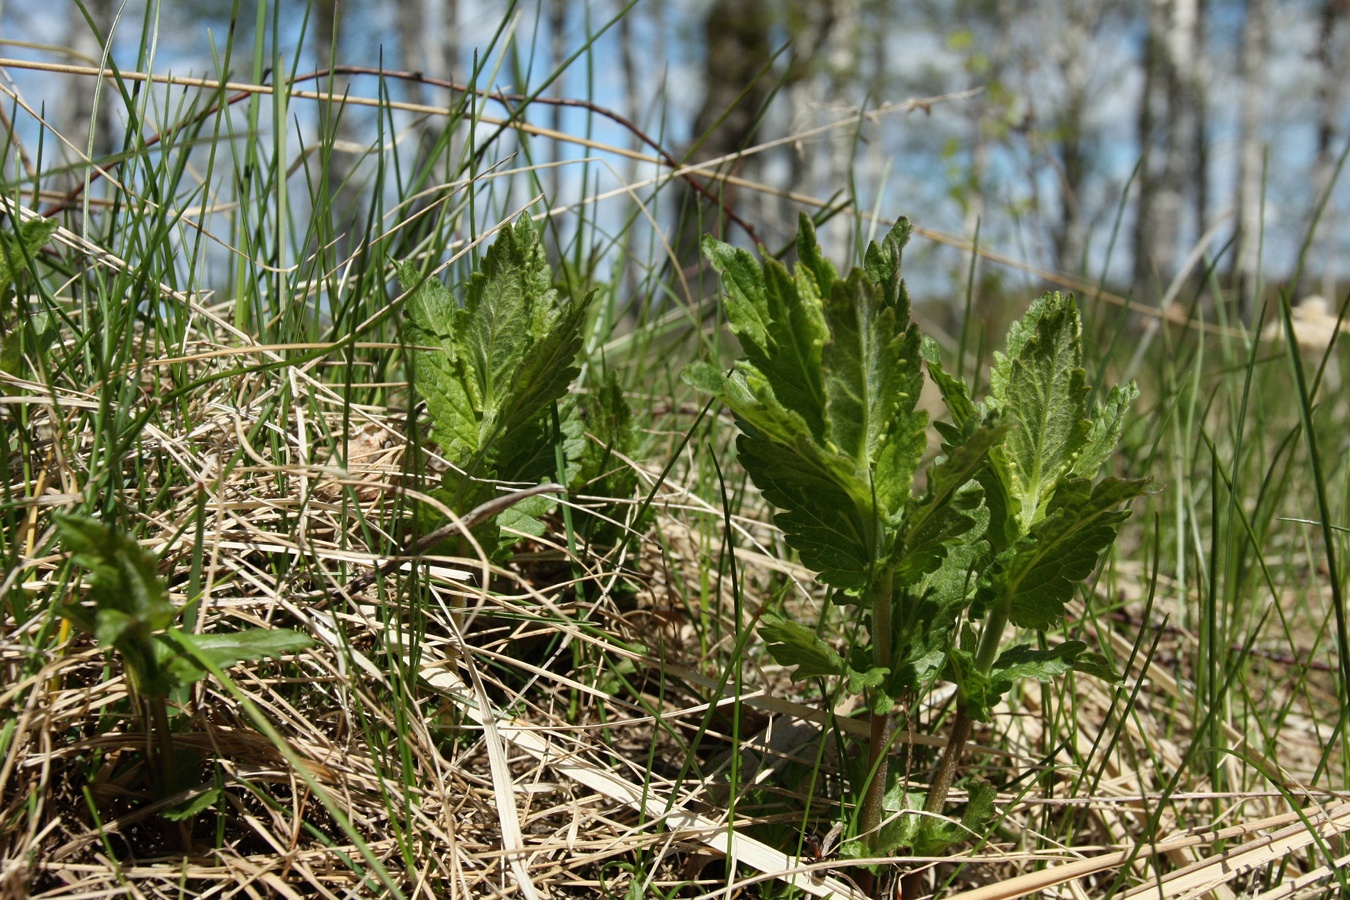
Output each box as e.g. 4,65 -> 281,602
313,0 -> 363,261
397,0 -> 459,181
1311,0 -> 1349,301
1191,7 -> 1209,254
672,0 -> 775,275
61,0 -> 117,196
549,0 -> 567,202
1134,0 -> 1203,298
1233,0 -> 1271,320
1052,0 -> 1092,273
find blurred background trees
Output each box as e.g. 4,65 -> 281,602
16,0 -> 1350,318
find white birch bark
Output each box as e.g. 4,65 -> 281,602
1233,0 -> 1271,320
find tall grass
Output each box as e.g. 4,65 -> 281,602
1,5 -> 1348,899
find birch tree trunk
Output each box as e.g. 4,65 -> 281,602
1232,0 -> 1270,320
313,0 -> 362,262
784,0 -> 855,237
548,0 -> 567,202
1052,0 -> 1092,273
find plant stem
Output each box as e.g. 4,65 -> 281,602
922,703 -> 972,814
860,568 -> 894,847
146,694 -> 190,851
924,594 -> 1009,816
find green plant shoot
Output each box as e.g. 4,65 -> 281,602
0,217 -> 60,381
55,513 -> 312,828
400,217 -> 596,553
686,214 -> 1149,859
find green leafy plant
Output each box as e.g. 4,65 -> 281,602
686,214 -> 1149,859
54,514 -> 312,841
400,216 -> 642,555
0,217 -> 60,381
400,217 -> 593,552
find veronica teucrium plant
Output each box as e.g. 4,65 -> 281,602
686,214 -> 1149,858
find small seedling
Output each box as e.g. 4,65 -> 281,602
0,217 -> 60,382
687,214 -> 1149,861
55,514 -> 312,845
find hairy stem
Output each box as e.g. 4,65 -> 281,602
859,569 -> 894,847
923,702 -> 973,814
925,593 -> 1010,816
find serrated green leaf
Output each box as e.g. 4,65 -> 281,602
862,217 -> 912,317
922,336 -> 978,431
495,491 -> 555,543
687,361 -> 875,590
910,777 -> 996,855
401,218 -> 590,555
0,217 -> 58,293
491,295 -> 591,449
960,777 -> 997,834
1070,649 -> 1119,683
56,514 -> 175,636
702,234 -> 829,439
759,614 -> 845,679
401,265 -> 478,459
893,420 -> 1006,583
402,218 -> 590,481
689,218 -> 930,596
846,663 -> 891,703
991,641 -> 1089,686
57,514 -> 315,699
821,270 -> 927,517
885,596 -> 956,697
2,310 -> 60,383
947,641 -> 1096,722
993,476 -> 1149,630
988,293 -> 1091,532
793,214 -> 837,300
1072,381 -> 1140,478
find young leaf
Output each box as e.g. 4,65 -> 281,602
821,269 -> 927,519
164,629 -> 314,688
0,217 -> 58,295
56,514 -> 177,695
574,372 -> 648,543
688,217 -> 928,596
955,641 -> 1096,722
56,515 -> 312,698
862,217 -> 911,317
686,360 -> 874,589
401,217 -> 591,478
759,614 -> 845,679
892,421 -> 1006,583
910,777 -> 996,857
401,217 -> 592,547
995,476 -> 1150,630
922,336 -> 979,433
161,786 -> 223,822
987,293 -> 1092,533
794,215 -> 838,300
701,232 -> 829,439
1072,381 -> 1140,478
